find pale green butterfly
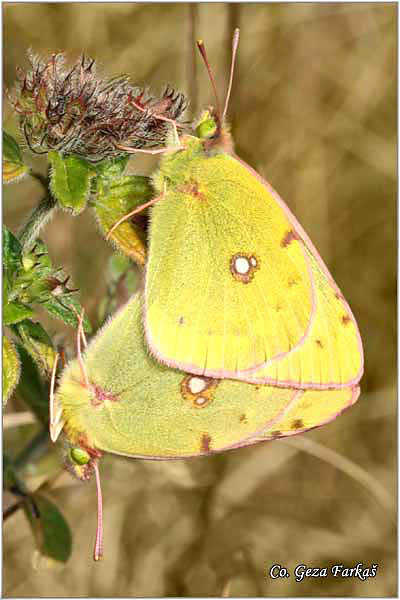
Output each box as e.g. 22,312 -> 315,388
51,293 -> 359,560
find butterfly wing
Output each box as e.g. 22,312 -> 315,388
145,147 -> 363,388
57,295 -> 297,458
146,150 -> 314,376
240,386 -> 360,446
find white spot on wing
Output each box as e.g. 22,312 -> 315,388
234,256 -> 250,274
188,377 -> 207,394
194,396 -> 208,406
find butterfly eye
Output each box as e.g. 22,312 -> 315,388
195,111 -> 217,139
70,447 -> 90,465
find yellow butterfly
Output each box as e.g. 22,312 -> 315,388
144,30 -> 363,390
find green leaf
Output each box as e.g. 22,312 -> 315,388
13,320 -> 56,376
49,151 -> 94,214
15,344 -> 49,424
3,336 -> 21,405
3,301 -> 34,325
3,277 -> 9,305
42,294 -> 92,333
94,175 -> 153,265
3,131 -> 29,184
3,132 -> 24,164
24,494 -> 72,563
3,226 -> 23,280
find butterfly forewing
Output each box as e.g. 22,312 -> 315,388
145,150 -> 314,378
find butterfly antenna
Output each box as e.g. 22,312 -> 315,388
196,38 -> 222,123
222,28 -> 240,124
93,461 -> 104,561
106,181 -> 167,240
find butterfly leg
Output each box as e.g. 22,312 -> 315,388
114,142 -> 183,155
93,461 -> 104,561
77,309 -> 88,349
106,181 -> 167,240
49,352 -> 65,442
130,98 -> 183,147
69,306 -> 90,388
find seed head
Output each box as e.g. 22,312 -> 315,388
9,51 -> 187,162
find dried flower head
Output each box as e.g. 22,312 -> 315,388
9,51 -> 187,162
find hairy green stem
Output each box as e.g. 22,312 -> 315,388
18,194 -> 57,253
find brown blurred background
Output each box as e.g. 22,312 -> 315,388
3,3 -> 396,597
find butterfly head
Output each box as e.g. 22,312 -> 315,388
195,110 -> 217,139
195,29 -> 239,153
62,432 -> 104,561
63,442 -> 94,480
194,109 -> 233,154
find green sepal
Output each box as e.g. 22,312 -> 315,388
15,344 -> 49,424
23,493 -> 72,563
48,151 -> 94,215
12,320 -> 56,376
3,131 -> 30,184
3,336 -> 21,405
3,301 -> 34,325
15,240 -> 55,304
94,155 -> 129,183
94,174 -> 153,265
42,294 -> 92,333
21,240 -> 53,275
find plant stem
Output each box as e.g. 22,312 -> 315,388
30,171 -> 48,190
18,194 -> 57,253
14,428 -> 50,470
3,500 -> 23,521
3,412 -> 36,429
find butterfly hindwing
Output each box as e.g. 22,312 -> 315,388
57,294 -> 299,459
256,385 -> 360,441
